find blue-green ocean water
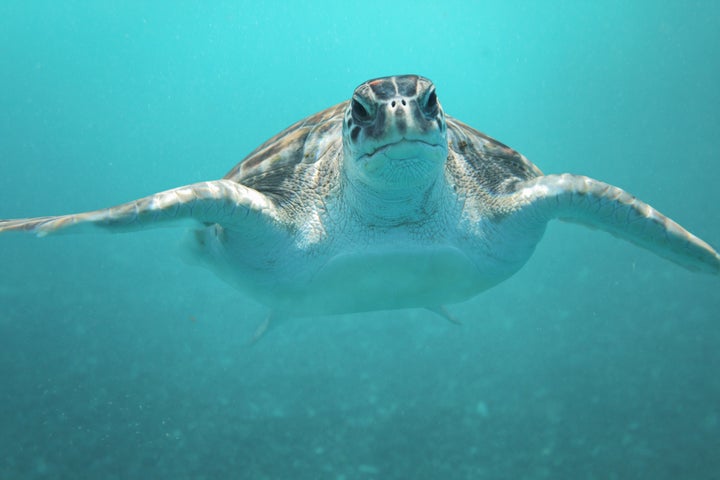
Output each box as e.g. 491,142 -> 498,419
1,1 -> 719,478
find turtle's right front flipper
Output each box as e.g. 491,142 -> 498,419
0,180 -> 278,237
507,174 -> 720,274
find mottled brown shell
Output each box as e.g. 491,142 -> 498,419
223,102 -> 347,202
223,101 -> 543,206
445,117 -> 543,196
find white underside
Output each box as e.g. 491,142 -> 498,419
268,246 -> 496,315
187,219 -> 540,317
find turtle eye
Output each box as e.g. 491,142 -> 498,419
351,98 -> 372,124
423,89 -> 438,116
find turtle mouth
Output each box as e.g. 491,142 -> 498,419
361,139 -> 443,161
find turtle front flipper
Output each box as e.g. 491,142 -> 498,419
508,174 -> 720,274
0,180 -> 278,237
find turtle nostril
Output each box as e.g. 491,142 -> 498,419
391,100 -> 396,108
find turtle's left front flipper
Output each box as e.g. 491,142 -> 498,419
507,174 -> 720,274
0,180 -> 277,237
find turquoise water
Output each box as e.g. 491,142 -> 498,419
1,1 -> 719,478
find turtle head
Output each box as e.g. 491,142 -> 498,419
342,75 -> 448,190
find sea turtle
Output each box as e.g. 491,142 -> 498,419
1,74 -> 718,323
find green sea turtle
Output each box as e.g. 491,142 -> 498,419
1,75 -> 718,322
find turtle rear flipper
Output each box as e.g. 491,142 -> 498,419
508,174 -> 720,274
0,180 -> 278,237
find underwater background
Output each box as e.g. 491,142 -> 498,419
1,1 -> 719,478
